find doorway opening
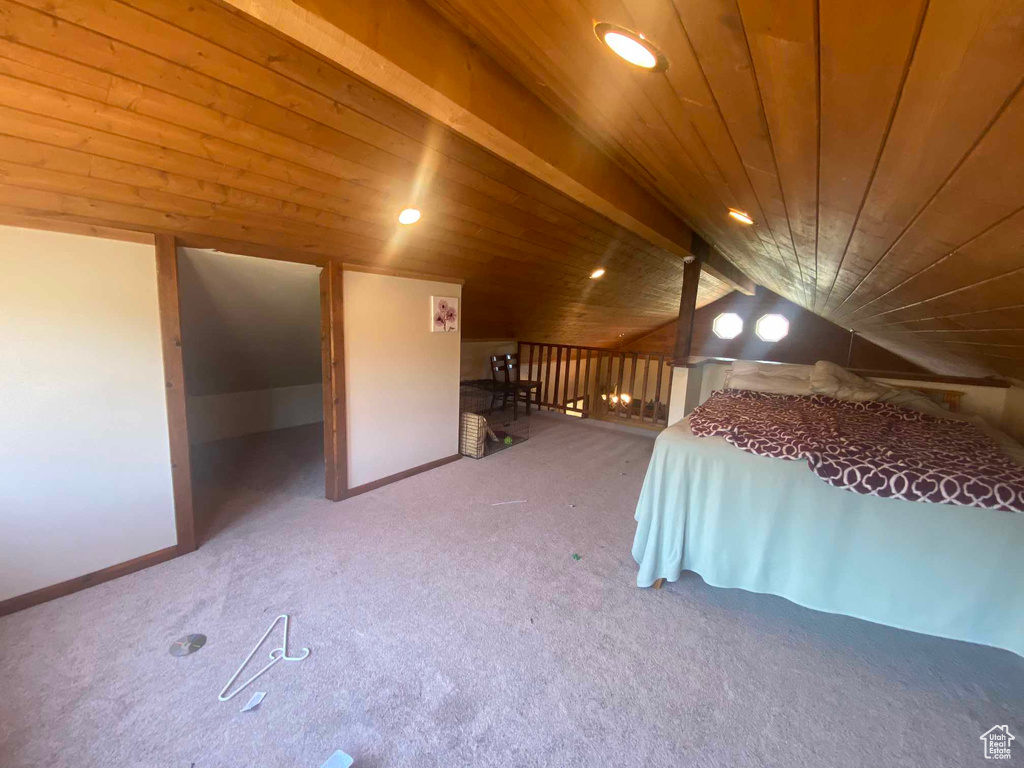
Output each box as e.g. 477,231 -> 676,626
177,248 -> 324,543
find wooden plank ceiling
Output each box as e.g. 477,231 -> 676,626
405,0 -> 1024,378
0,0 -> 742,346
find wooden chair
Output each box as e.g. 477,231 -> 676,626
490,354 -> 541,417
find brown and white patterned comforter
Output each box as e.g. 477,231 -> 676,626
688,389 -> 1024,512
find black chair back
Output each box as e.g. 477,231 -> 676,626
490,353 -> 519,385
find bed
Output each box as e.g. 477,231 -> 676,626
632,362 -> 1024,657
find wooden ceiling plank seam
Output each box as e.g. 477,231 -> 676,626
610,0 -> 788,289
0,143 -> 700,335
668,0 -> 803,289
0,27 -> 638,280
525,0 -> 763,244
171,0 -> 691,263
831,75 -> 1024,323
0,198 -> 698,341
424,0 -> 766,296
123,0 -> 651,251
0,156 -> 591,281
433,0 -> 768,283
834,202 -> 1024,325
656,0 -> 791,274
821,0 -> 1024,318
813,0 -> 930,314
868,304 -> 1024,330
734,0 -> 819,310
833,89 -> 1024,325
0,99 -> 592,276
816,0 -> 930,315
852,263 -> 1024,328
0,126 -> 682,297
665,0 -> 803,299
161,0 -> 747,282
734,0 -> 812,305
12,0 -> 676,272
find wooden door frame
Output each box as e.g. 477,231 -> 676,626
320,262 -> 347,501
155,234 -> 197,554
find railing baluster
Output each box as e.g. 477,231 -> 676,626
564,347 -> 574,412
615,352 -> 626,419
627,352 -> 638,421
583,349 -> 592,417
653,354 -> 664,424
640,353 -> 651,423
557,346 -> 565,411
544,345 -> 554,409
572,346 -> 582,412
664,365 -> 674,426
527,343 -> 535,385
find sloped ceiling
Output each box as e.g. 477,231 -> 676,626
0,0 -> 744,350
3,0 -> 1023,377
410,0 -> 1024,378
178,249 -> 322,396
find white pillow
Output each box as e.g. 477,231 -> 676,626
810,361 -> 890,402
723,360 -> 814,396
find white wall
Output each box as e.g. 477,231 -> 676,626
177,248 -> 323,443
461,339 -> 517,380
186,383 -> 324,444
1001,385 -> 1024,443
0,227 -> 176,601
344,271 -> 461,488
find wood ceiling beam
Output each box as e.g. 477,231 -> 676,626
217,0 -> 755,295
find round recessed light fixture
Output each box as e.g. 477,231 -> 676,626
398,208 -> 421,225
728,209 -> 755,225
590,267 -> 606,279
594,23 -> 667,72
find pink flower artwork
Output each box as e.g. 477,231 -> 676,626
431,296 -> 459,333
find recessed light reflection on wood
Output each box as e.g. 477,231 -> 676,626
590,268 -> 606,279
398,208 -> 421,225
728,209 -> 754,225
594,23 -> 667,72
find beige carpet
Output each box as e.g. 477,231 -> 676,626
0,415 -> 1021,768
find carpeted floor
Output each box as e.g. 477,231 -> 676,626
1,415 -> 1021,768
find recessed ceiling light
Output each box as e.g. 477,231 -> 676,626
728,209 -> 754,225
398,208 -> 421,225
590,267 -> 606,279
594,23 -> 667,72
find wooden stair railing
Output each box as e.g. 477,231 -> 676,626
517,342 -> 674,427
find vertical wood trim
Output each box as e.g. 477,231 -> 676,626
553,346 -> 563,409
527,342 -> 535,383
664,366 -> 675,426
616,352 -> 626,398
320,263 -> 347,501
627,352 -> 638,418
673,237 -> 708,361
544,345 -> 554,408
572,348 -> 582,410
640,353 -> 651,423
653,355 -> 665,424
583,349 -> 592,416
154,234 -> 195,554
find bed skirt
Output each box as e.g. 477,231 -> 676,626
632,422 -> 1024,658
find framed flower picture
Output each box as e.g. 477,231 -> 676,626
431,296 -> 459,333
